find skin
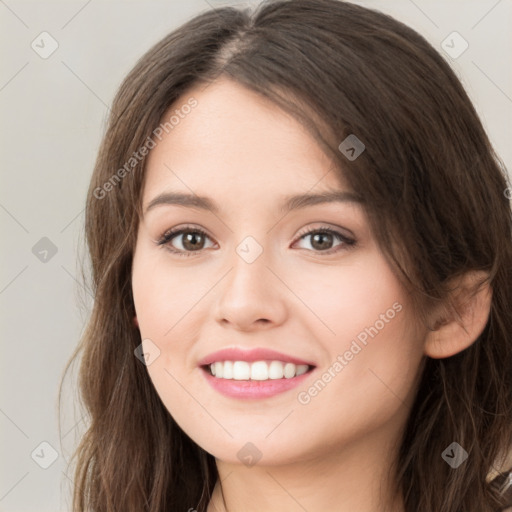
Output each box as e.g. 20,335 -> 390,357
131,78 -> 488,512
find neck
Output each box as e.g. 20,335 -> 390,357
206,423 -> 406,512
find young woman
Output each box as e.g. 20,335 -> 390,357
61,0 -> 512,510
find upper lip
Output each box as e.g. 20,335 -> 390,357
197,347 -> 316,367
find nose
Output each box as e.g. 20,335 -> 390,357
214,242 -> 288,332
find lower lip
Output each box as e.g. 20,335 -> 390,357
200,366 -> 315,399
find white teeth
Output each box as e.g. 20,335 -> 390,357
208,360 -> 310,380
283,362 -> 296,378
233,361 -> 250,380
223,360 -> 233,379
295,364 -> 309,376
214,361 -> 223,378
268,360 -> 284,379
250,361 -> 268,380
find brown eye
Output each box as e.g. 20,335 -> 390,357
157,226 -> 215,257
294,226 -> 356,254
180,231 -> 206,251
309,232 -> 335,251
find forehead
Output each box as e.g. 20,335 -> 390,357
142,78 -> 350,202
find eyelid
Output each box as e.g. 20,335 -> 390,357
295,222 -> 355,241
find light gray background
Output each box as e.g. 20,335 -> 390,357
1,1 -> 511,510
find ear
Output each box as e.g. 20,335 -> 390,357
424,270 -> 492,359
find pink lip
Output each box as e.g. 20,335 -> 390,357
197,347 -> 316,367
200,366 -> 315,399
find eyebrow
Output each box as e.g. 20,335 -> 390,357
144,190 -> 363,216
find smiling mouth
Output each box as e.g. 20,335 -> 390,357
201,360 -> 316,381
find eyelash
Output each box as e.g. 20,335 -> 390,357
156,224 -> 356,258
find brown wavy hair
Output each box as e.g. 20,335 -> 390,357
59,0 -> 512,510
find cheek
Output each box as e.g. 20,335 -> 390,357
131,247 -> 209,400
132,244 -> 202,341
294,307 -> 422,449
337,265 -> 422,394
293,255 -> 423,418
289,253 -> 405,343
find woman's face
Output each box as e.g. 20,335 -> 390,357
132,77 -> 427,466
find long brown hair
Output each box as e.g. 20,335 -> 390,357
60,0 -> 512,510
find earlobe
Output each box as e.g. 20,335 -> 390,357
424,271 -> 492,359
